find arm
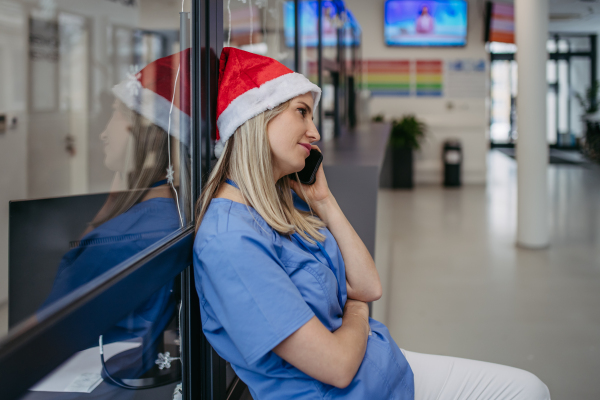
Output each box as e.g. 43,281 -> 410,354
273,299 -> 370,388
313,194 -> 382,302
290,147 -> 382,302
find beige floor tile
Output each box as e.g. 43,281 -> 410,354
373,151 -> 600,400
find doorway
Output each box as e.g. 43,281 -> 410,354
489,34 -> 597,149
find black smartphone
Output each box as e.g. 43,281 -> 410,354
289,149 -> 323,185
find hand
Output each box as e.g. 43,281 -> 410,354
289,145 -> 335,217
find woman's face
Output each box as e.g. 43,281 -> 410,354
267,93 -> 320,181
100,101 -> 133,173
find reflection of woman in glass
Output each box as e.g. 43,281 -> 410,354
193,48 -> 550,400
415,5 -> 434,34
42,50 -> 190,385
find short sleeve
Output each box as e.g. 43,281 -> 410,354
195,231 -> 315,365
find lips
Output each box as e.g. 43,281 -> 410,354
299,143 -> 311,155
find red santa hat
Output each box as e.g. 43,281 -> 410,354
215,47 -> 321,158
112,48 -> 191,146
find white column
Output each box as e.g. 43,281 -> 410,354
515,0 -> 549,248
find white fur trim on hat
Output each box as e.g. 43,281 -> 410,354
214,72 -> 321,158
112,79 -> 191,146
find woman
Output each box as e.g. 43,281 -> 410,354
42,50 -> 191,387
415,5 -> 434,34
194,48 -> 550,400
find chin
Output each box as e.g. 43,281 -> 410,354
290,160 -> 306,174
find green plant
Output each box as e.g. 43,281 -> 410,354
390,115 -> 427,150
371,113 -> 385,122
575,81 -> 600,164
574,80 -> 600,116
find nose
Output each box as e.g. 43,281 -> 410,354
307,119 -> 320,143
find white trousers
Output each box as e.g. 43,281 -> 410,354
401,350 -> 551,400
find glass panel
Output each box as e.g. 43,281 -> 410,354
1,1 -> 193,336
19,281 -> 182,399
570,57 -> 591,139
321,69 -> 335,142
489,41 -> 516,54
299,0 -> 319,126
558,39 -> 569,53
568,36 -> 591,52
223,0 -> 295,69
547,60 -> 557,144
557,59 -> 569,140
322,1 -> 339,61
490,60 -> 512,143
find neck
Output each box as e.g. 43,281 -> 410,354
273,166 -> 284,182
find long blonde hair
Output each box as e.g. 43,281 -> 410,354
90,100 -> 177,228
195,101 -> 325,243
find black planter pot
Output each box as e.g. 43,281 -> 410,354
392,147 -> 413,188
584,120 -> 600,163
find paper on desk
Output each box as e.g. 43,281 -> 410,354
30,341 -> 141,393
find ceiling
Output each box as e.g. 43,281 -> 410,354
548,0 -> 600,32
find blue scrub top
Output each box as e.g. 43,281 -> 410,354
194,193 -> 414,399
43,197 -> 180,375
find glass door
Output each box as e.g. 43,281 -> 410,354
488,34 -> 595,149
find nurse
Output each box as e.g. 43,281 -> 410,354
42,50 -> 192,389
194,48 -> 550,400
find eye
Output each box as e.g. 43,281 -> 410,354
297,107 -> 307,117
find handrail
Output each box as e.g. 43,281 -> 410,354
0,226 -> 194,400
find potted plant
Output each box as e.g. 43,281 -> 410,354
371,113 -> 385,123
574,81 -> 600,163
389,115 -> 427,188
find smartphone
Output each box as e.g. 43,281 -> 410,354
289,149 -> 323,185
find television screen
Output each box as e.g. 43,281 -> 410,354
283,1 -> 361,47
485,2 -> 514,44
384,0 -> 468,47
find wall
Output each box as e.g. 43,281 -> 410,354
0,1 -> 28,305
347,0 -> 489,184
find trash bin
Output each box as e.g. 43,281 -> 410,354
443,139 -> 462,187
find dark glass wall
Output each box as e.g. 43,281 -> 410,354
0,1 -> 361,399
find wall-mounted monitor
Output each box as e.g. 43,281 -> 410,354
283,1 -> 361,47
484,2 -> 514,44
384,0 -> 468,47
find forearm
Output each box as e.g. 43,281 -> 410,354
274,313 -> 369,388
330,312 -> 370,383
314,195 -> 382,301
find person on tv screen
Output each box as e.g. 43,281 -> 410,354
415,5 -> 434,34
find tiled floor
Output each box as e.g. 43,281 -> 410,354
373,150 -> 600,399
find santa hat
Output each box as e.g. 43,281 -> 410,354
215,47 -> 321,158
112,48 -> 191,146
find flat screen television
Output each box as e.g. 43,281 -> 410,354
283,1 -> 361,47
384,0 -> 468,47
484,2 -> 514,44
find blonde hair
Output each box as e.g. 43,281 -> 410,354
195,101 -> 325,243
90,99 -> 178,228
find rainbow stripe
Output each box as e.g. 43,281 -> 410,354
489,3 -> 514,44
415,60 -> 443,96
363,60 -> 411,96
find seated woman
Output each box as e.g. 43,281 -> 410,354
42,50 -> 190,387
193,48 -> 550,400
